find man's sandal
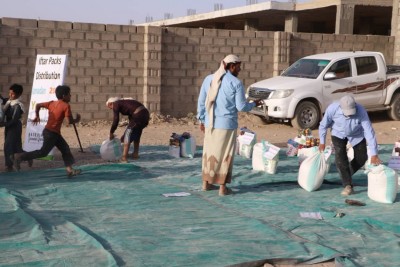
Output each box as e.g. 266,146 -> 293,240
67,169 -> 82,178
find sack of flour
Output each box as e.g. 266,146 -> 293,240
367,165 -> 398,204
348,144 -> 376,169
100,138 -> 123,161
298,150 -> 329,192
298,146 -> 319,166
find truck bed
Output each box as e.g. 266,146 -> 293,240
386,65 -> 400,74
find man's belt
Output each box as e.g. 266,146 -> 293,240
133,105 -> 146,115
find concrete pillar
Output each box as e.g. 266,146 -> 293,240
273,32 -> 291,76
392,0 -> 400,64
335,4 -> 355,34
143,26 -> 162,113
244,18 -> 259,31
284,13 -> 298,33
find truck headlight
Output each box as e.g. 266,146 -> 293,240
269,89 -> 294,99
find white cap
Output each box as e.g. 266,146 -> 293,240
340,95 -> 356,116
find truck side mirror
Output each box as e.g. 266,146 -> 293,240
324,72 -> 337,80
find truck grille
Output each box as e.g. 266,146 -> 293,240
248,87 -> 272,99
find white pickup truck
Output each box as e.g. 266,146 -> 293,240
246,51 -> 400,129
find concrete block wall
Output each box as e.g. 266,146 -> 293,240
0,17 -> 145,121
0,17 -> 396,120
160,27 -> 275,117
290,33 -> 395,64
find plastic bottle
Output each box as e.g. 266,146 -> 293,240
306,137 -> 311,148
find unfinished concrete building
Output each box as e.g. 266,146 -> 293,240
141,0 -> 392,36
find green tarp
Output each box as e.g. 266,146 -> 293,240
0,145 -> 399,267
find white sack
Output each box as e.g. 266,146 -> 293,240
347,144 -> 354,161
298,150 -> 329,192
298,146 -> 319,166
367,165 -> 398,204
180,136 -> 196,158
348,144 -> 376,169
100,139 -> 122,161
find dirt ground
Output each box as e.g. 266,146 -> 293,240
0,111 -> 398,267
0,110 -> 399,172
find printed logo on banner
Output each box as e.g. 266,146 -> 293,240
23,55 -> 68,158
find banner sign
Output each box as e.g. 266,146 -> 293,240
23,55 -> 68,154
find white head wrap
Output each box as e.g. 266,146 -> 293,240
2,99 -> 25,115
205,54 -> 241,128
222,54 -> 240,65
106,97 -> 121,106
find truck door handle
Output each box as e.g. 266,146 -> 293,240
348,81 -> 356,85
376,77 -> 384,81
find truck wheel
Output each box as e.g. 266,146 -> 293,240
388,93 -> 400,120
291,101 -> 320,130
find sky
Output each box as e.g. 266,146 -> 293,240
0,0 -> 298,25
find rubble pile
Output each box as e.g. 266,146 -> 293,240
69,112 -> 201,128
149,112 -> 198,126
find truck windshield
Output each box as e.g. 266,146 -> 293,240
282,59 -> 330,79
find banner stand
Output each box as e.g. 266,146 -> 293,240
23,55 -> 68,159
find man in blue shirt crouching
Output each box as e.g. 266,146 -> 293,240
319,95 -> 382,196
